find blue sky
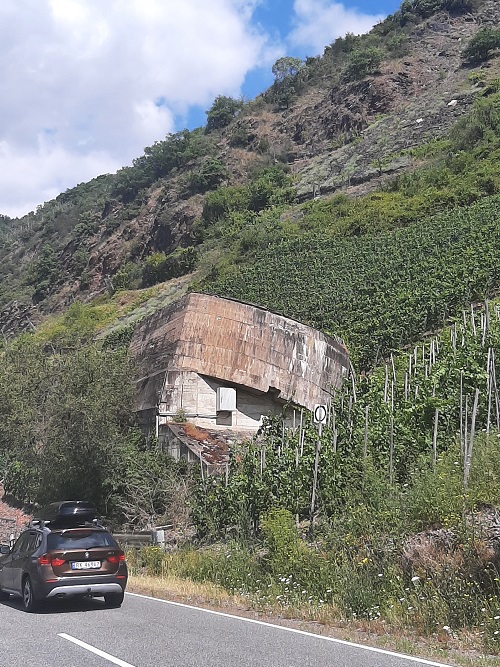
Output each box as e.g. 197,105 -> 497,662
0,0 -> 403,217
183,0 -> 403,133
246,0 -> 401,96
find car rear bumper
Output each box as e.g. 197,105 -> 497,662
46,582 -> 123,598
34,572 -> 127,600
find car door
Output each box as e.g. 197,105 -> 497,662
0,533 -> 28,592
10,532 -> 40,594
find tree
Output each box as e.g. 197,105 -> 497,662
0,337 -> 144,514
269,57 -> 305,109
206,96 -> 243,133
271,57 -> 304,83
29,243 -> 60,301
113,129 -> 212,203
187,158 -> 227,193
142,247 -> 199,286
442,0 -> 475,11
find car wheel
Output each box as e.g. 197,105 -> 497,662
22,577 -> 40,613
104,591 -> 124,608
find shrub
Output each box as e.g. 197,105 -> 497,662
343,47 -> 383,81
142,247 -> 198,286
260,508 -> 301,576
463,28 -> 500,64
206,96 -> 243,133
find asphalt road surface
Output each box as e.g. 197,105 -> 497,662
0,591 -> 455,667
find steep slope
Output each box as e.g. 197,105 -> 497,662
0,0 -> 499,338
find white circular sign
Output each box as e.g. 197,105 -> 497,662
313,404 -> 327,425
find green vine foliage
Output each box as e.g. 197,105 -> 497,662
192,304 -> 500,541
204,195 -> 500,369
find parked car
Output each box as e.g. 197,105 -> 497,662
0,501 -> 127,612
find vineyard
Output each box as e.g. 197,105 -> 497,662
194,300 -> 500,537
205,194 -> 500,368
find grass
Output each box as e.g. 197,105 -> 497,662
127,573 -> 248,609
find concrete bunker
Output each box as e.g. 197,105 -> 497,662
129,293 -> 349,467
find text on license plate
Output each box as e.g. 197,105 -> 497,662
71,561 -> 101,570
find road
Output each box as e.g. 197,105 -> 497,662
0,591 -> 454,667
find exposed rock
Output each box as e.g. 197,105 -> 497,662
402,505 -> 500,577
0,301 -> 39,340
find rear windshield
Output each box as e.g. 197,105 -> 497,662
47,530 -> 118,550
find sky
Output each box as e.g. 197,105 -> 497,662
0,0 -> 401,219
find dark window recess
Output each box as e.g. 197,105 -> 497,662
47,531 -> 118,550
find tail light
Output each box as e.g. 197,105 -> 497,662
38,554 -> 65,566
107,551 -> 126,564
51,556 -> 66,566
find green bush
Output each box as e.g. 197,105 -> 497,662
206,96 -> 243,133
463,28 -> 500,64
343,47 -> 383,81
142,247 -> 198,286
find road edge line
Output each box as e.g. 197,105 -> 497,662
125,591 -> 454,667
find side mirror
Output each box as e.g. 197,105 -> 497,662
0,545 -> 10,555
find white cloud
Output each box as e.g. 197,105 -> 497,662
0,139 -> 120,219
0,0 -> 275,217
289,0 -> 383,55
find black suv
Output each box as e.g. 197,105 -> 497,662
0,501 -> 127,612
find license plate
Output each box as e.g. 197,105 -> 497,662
71,561 -> 101,570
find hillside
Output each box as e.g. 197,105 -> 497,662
4,0 -> 500,653
1,0 -> 499,344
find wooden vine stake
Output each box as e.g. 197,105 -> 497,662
364,404 -> 369,460
389,380 -> 394,486
299,409 -> 304,457
432,408 -> 439,468
464,389 -> 480,488
487,347 -> 492,435
459,370 -> 464,460
491,349 -> 500,432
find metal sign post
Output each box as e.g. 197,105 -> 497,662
310,404 -> 327,527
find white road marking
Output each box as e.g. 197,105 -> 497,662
58,633 -> 136,667
126,592 -> 454,667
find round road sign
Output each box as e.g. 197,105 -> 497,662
313,404 -> 327,425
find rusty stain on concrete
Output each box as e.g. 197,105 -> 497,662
130,293 -> 349,415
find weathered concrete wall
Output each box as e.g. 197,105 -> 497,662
130,293 -> 349,415
157,370 -> 287,431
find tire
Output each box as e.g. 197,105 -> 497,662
22,577 -> 40,613
104,590 -> 124,608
